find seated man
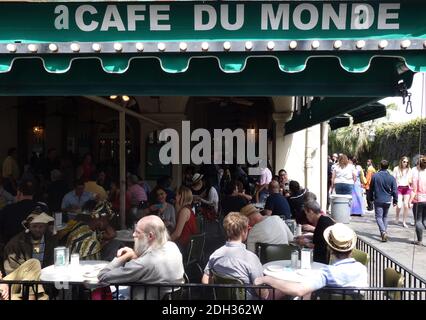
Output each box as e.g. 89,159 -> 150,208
61,179 -> 94,213
295,201 -> 335,264
240,204 -> 294,253
220,180 -> 248,217
255,224 -> 368,299
2,212 -> 57,300
4,212 -> 57,274
97,215 -> 184,300
84,172 -> 108,201
263,181 -> 291,219
201,212 -> 269,300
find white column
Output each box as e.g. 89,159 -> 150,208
272,112 -> 292,174
320,122 -> 329,211
119,111 -> 126,230
139,122 -> 157,186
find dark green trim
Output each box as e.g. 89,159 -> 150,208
351,102 -> 387,124
329,116 -> 351,131
285,96 -> 383,135
0,56 -> 415,96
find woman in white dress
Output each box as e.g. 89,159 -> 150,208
351,157 -> 366,216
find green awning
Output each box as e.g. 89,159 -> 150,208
351,102 -> 387,124
329,116 -> 351,131
0,1 -> 424,96
285,96 -> 385,135
0,56 -> 415,96
328,102 -> 387,130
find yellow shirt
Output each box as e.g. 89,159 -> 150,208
84,181 -> 107,201
2,156 -> 19,179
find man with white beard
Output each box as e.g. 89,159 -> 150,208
97,215 -> 184,300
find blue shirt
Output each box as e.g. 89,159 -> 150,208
204,242 -> 264,299
304,258 -> 368,291
204,242 -> 264,285
370,170 -> 398,205
264,193 -> 291,219
61,190 -> 93,211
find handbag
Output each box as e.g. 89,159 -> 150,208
199,204 -> 218,222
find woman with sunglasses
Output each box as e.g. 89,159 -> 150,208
393,156 -> 413,228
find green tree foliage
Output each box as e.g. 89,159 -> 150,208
328,122 -> 373,158
370,118 -> 426,166
329,118 -> 426,167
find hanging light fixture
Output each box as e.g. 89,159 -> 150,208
32,125 -> 44,137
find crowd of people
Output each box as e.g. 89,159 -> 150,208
328,153 -> 426,245
0,145 -> 424,300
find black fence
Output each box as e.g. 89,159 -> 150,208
2,280 -> 426,301
1,237 -> 425,301
356,237 -> 426,300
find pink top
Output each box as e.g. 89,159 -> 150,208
412,167 -> 426,203
126,184 -> 147,206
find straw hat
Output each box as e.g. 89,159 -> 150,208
323,223 -> 357,253
29,212 -> 54,224
239,204 -> 259,217
191,173 -> 204,191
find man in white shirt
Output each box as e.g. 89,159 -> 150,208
255,223 -> 367,298
240,204 -> 294,253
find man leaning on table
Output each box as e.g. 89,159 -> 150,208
97,215 -> 184,300
255,224 -> 368,298
295,200 -> 335,264
240,204 -> 294,253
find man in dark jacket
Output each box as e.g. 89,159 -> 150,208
3,212 -> 57,274
0,180 -> 48,245
369,160 -> 398,242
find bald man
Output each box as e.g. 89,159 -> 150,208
263,181 -> 291,219
98,215 -> 184,300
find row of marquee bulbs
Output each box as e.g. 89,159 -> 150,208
5,39 -> 425,54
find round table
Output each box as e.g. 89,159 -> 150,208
114,230 -> 135,243
263,260 -> 327,282
40,260 -> 109,284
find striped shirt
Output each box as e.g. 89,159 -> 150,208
66,222 -> 101,260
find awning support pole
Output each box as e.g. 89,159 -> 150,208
119,111 -> 126,230
83,96 -> 164,127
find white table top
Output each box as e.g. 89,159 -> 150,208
263,260 -> 326,283
115,229 -> 135,243
40,260 -> 109,284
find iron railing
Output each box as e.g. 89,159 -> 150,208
1,280 -> 426,300
356,237 -> 426,299
1,236 -> 425,301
